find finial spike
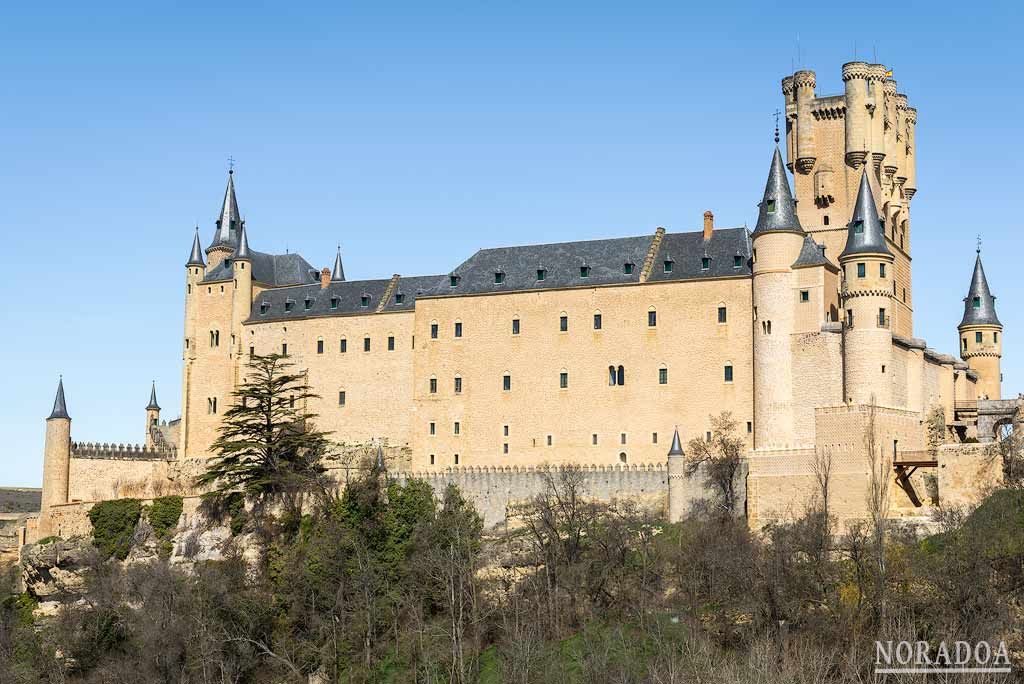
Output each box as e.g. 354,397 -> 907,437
977,234 -> 982,255
773,109 -> 781,144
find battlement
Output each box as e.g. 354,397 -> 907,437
399,462 -> 666,480
71,441 -> 176,461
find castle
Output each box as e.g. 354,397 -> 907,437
25,63 -> 1017,542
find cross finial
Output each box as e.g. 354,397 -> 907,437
772,109 -> 781,144
227,156 -> 236,174
977,234 -> 982,255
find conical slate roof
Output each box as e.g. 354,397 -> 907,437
146,381 -> 160,411
668,427 -> 684,456
792,234 -> 836,270
48,377 -> 70,421
960,252 -> 1001,327
332,246 -> 346,282
752,147 -> 803,236
233,224 -> 252,260
839,171 -> 892,259
210,171 -> 242,250
186,227 -> 205,267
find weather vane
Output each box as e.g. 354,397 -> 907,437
773,109 -> 781,144
977,234 -> 982,254
227,156 -> 236,173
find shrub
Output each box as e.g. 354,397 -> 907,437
35,536 -> 60,546
226,492 -> 247,535
148,495 -> 183,539
88,499 -> 141,560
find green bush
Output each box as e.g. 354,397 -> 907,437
88,499 -> 141,560
35,536 -> 60,546
148,495 -> 183,539
226,492 -> 247,535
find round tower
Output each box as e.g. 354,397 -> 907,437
793,70 -> 817,174
839,171 -> 895,406
958,248 -> 1002,399
904,107 -> 917,199
666,427 -> 686,522
882,78 -> 899,179
144,381 -> 161,449
39,378 -> 72,537
781,76 -> 796,169
842,62 -> 871,168
231,224 -> 254,359
894,93 -> 910,195
751,147 -> 806,448
868,64 -> 888,173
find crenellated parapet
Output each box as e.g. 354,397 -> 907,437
71,441 -> 176,461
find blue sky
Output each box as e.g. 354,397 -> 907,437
1,1 -> 1021,486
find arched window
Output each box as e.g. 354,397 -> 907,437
617,365 -> 625,386
647,306 -> 657,327
658,364 -> 668,385
608,366 -> 617,386
559,312 -> 568,332
619,452 -> 627,463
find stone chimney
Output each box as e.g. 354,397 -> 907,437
320,267 -> 331,289
703,211 -> 714,241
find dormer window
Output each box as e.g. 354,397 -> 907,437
449,275 -> 459,287
973,296 -> 981,309
304,297 -> 314,311
853,220 -> 865,235
260,302 -> 269,315
663,258 -> 674,273
284,300 -> 295,312
701,257 -> 711,270
395,292 -> 405,304
360,295 -> 370,308
580,265 -> 590,278
536,268 -> 546,281
494,271 -> 505,284
330,297 -> 339,310
623,262 -> 635,275
733,255 -> 743,268
766,199 -> 776,214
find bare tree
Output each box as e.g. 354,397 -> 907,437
685,412 -> 745,515
864,397 -> 891,620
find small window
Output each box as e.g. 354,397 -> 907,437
620,433 -> 627,445
766,199 -> 776,214
454,322 -> 463,338
652,432 -> 658,444
512,318 -> 520,335
746,421 -> 752,434
430,422 -> 436,435
330,297 -> 339,310
454,454 -> 459,465
395,292 -> 405,304
623,262 -> 634,275
972,296 -> 981,309
340,338 -> 347,353
976,331 -> 983,344
430,454 -> 435,465
853,220 -> 864,234
592,434 -> 598,445
536,268 -> 546,281
285,300 -> 294,312
879,309 -> 887,327
823,215 -> 830,226
724,364 -> 733,383
503,425 -> 509,437
559,371 -> 568,389
317,339 -> 324,354
431,323 -> 439,339
559,314 -> 568,332
503,374 -> 511,391
387,335 -> 395,351
608,365 -> 617,386
454,422 -> 460,435
363,337 -> 370,352
619,452 -> 627,464
248,345 -> 254,357
994,332 -> 999,343
282,343 -> 288,355
450,275 -> 459,287
648,310 -> 657,327
494,271 -> 505,284
718,306 -> 728,323
701,257 -> 710,270
360,295 -> 369,308
659,367 -> 668,385
260,302 -> 269,315
663,259 -> 674,273
503,443 -> 509,454
187,284 -> 192,294
429,378 -> 438,394
617,365 -> 625,386
580,266 -> 590,278
593,313 -> 602,330
454,376 -> 462,393
546,435 -> 553,446
857,263 -> 866,278
733,255 -> 743,268
800,290 -> 809,303
879,263 -> 887,278
962,337 -> 968,351
304,298 -> 313,311
338,391 -> 346,406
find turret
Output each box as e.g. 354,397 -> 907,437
868,64 -> 887,173
666,427 -> 686,522
882,78 -> 899,179
839,170 -> 895,406
39,378 -> 72,537
230,224 -> 254,358
751,147 -> 805,448
842,62 -> 871,168
894,94 -> 910,195
206,169 -> 243,270
904,107 -> 917,199
145,381 -> 161,448
332,245 -> 346,282
793,70 -> 817,174
958,248 -> 1002,399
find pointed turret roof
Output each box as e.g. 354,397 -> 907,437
960,251 -> 1001,327
233,224 -> 252,260
752,147 -> 803,236
839,171 -> 892,259
668,427 -> 684,456
48,377 -> 70,421
146,381 -> 161,411
332,246 -> 345,282
210,170 -> 243,250
186,227 -> 205,267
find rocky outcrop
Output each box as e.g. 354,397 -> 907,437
20,537 -> 94,612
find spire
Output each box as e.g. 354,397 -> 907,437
146,381 -> 160,411
48,377 -> 70,421
752,147 -> 803,236
186,226 -> 205,267
331,245 -> 345,281
668,427 -> 684,457
839,170 -> 892,259
233,224 -> 252,260
210,170 -> 242,249
960,250 -> 1001,327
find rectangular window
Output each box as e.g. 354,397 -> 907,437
800,290 -> 809,303
857,263 -> 866,278
879,263 -> 887,278
559,372 -> 568,389
724,365 -> 733,383
503,425 -> 509,437
648,310 -> 657,327
454,377 -> 462,393
701,257 -> 710,270
973,296 -> 981,309
340,339 -> 347,353
663,260 -> 674,273
652,432 -> 658,444
718,306 -> 728,323
284,301 -> 294,312
592,433 -> 598,445
431,323 -> 439,339
623,262 -> 634,275
659,368 -> 668,385
429,421 -> 436,435
853,220 -> 864,234
338,391 -> 346,406
512,319 -> 520,335
593,313 -> 602,330
330,297 -> 339,310
247,345 -> 254,358
282,343 -> 288,356
879,309 -> 887,327
747,421 -> 752,434
450,275 -> 458,287
536,268 -> 546,281
503,443 -> 509,454
734,255 -> 743,268
429,378 -> 437,394
454,454 -> 459,465
430,454 -> 435,465
847,309 -> 854,327
494,272 -> 505,284
454,422 -> 460,435
620,433 -> 627,445
360,295 -> 369,307
766,199 -> 776,213
547,435 -> 553,446
976,331 -> 983,343
454,322 -> 462,338
994,332 -> 999,343
580,266 -> 590,278
363,337 -> 370,352
395,293 -> 404,304
387,336 -> 395,351
559,315 -> 568,332
260,302 -> 269,315
317,340 -> 324,354
963,337 -> 968,351
304,299 -> 313,311
503,374 -> 511,391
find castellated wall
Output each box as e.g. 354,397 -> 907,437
67,444 -> 177,503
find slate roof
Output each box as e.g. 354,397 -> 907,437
960,253 -> 1001,327
752,146 -> 803,236
202,249 -> 319,287
792,235 -> 838,270
647,228 -> 751,282
248,274 -> 448,322
186,228 -> 205,267
839,170 -> 892,259
48,378 -> 70,421
209,171 -> 242,251
146,382 -> 160,411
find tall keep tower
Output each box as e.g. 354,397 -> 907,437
39,378 -> 71,537
959,248 -> 1002,399
782,63 -> 917,337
